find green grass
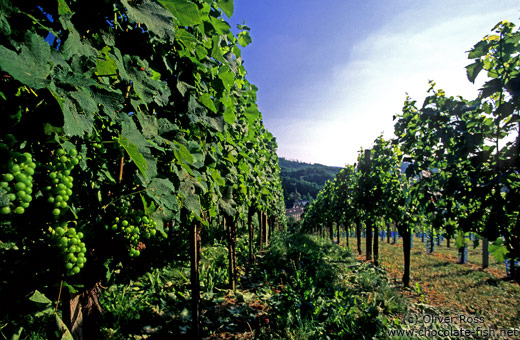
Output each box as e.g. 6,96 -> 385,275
94,232 -> 408,339
343,233 -> 520,339
250,232 -> 406,339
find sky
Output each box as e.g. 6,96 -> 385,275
227,0 -> 520,167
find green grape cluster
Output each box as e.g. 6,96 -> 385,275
0,144 -> 36,215
106,212 -> 158,257
48,222 -> 87,276
44,148 -> 79,217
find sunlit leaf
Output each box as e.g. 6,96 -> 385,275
218,67 -> 235,90
243,105 -> 259,125
489,238 -> 508,263
238,31 -> 252,47
159,0 -> 202,27
199,93 -> 217,113
57,0 -> 72,15
29,290 -> 52,304
223,106 -> 235,124
218,0 -> 234,17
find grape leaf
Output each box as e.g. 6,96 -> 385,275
183,192 -> 201,217
176,28 -> 198,49
0,32 -> 51,89
95,48 -> 118,78
122,0 -> 175,42
62,98 -> 94,137
468,40 -> 489,59
29,290 -> 52,304
210,16 -> 231,35
56,316 -> 74,340
218,66 -> 235,90
489,238 -> 509,263
218,0 -> 234,17
466,61 -> 483,83
238,31 -> 252,47
147,177 -> 179,212
243,105 -> 260,125
137,113 -> 159,139
124,55 -> 171,106
173,140 -> 194,164
223,106 -> 235,125
57,0 -> 72,15
159,0 -> 202,27
0,12 -> 11,36
119,136 -> 148,178
199,93 -> 217,113
61,19 -> 97,60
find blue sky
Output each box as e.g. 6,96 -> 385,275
228,1 -> 520,167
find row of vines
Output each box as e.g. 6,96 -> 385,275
0,0 -> 286,338
303,19 -> 520,287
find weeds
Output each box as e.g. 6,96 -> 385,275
94,233 -> 406,339
254,233 -> 404,339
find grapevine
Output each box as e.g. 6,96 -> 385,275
0,0 -> 288,338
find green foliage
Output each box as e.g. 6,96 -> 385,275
254,233 -> 404,339
0,0 -> 286,337
489,237 -> 509,263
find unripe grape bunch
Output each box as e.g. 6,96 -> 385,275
48,222 -> 87,276
106,212 -> 158,257
0,139 -> 36,215
44,148 -> 80,217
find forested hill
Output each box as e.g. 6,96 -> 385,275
279,158 -> 342,208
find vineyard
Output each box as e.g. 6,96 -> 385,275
0,0 -> 286,339
0,0 -> 520,339
303,17 -> 520,288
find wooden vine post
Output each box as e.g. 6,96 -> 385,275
482,237 -> 489,269
248,207 -> 255,263
356,218 -> 362,255
190,221 -> 201,339
258,211 -> 264,251
373,220 -> 379,266
399,223 -> 412,288
345,224 -> 349,248
228,214 -> 237,290
363,149 -> 373,261
263,212 -> 269,247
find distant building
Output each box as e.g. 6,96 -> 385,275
286,187 -> 304,221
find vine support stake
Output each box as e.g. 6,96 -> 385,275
119,152 -> 124,183
189,221 -> 201,339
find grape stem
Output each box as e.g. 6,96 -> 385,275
102,189 -> 146,210
54,278 -> 64,315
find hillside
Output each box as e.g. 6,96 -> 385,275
279,158 -> 342,208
